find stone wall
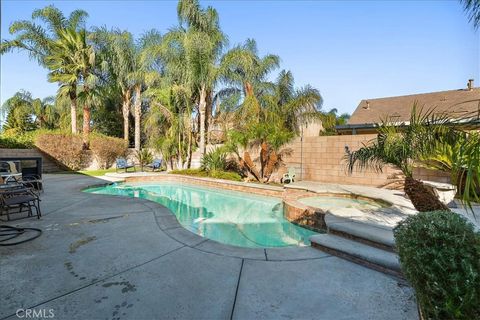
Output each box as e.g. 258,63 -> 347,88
0,148 -> 61,173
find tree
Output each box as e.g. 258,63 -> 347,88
0,5 -> 89,133
174,0 -> 227,157
45,27 -> 96,145
461,0 -> 480,29
225,70 -> 322,183
346,105 -> 451,212
1,91 -> 36,132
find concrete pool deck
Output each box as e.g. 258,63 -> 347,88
1,174 -> 417,320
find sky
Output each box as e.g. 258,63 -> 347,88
1,0 -> 479,116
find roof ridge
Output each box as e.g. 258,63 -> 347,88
362,87 -> 479,102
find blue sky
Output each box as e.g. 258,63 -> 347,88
1,0 -> 479,115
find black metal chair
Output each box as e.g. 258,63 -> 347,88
0,185 -> 41,221
116,158 -> 136,173
146,159 -> 163,172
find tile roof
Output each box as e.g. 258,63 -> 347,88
348,87 -> 480,125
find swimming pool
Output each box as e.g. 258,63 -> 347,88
85,182 -> 317,248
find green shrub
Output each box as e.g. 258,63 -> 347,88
90,134 -> 128,169
209,170 -> 242,181
0,128 -> 38,148
394,211 -> 480,320
36,132 -> 87,170
201,148 -> 228,171
135,148 -> 153,170
169,168 -> 242,181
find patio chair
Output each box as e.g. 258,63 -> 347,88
116,158 -> 136,173
145,159 -> 163,172
0,161 -> 43,193
282,167 -> 296,184
0,186 -> 41,221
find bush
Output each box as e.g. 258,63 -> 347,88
36,132 -> 86,170
90,134 -> 128,169
135,148 -> 153,170
394,211 -> 480,320
0,128 -> 37,148
201,148 -> 228,171
169,168 -> 242,181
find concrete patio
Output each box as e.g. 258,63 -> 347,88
1,174 -> 417,320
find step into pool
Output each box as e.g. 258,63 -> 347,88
85,182 -> 317,248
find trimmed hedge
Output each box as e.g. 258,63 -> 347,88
169,168 -> 242,182
394,211 -> 480,320
90,134 -> 128,169
35,132 -> 86,170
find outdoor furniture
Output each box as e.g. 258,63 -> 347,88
146,159 -> 163,172
116,158 -> 136,173
0,160 -> 43,192
282,167 -> 296,184
0,185 -> 41,221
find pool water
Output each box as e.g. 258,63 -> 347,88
298,195 -> 384,211
85,182 -> 317,248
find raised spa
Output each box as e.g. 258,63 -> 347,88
85,182 -> 317,248
297,194 -> 388,211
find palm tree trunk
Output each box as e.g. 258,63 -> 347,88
199,85 -> 207,157
244,81 -> 254,97
69,91 -> 77,134
263,149 -> 278,182
134,85 -> 141,151
187,129 -> 193,169
122,89 -> 131,144
404,176 -> 450,212
260,142 -> 268,178
243,151 -> 261,181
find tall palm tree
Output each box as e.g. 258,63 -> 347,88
0,5 -> 89,133
45,28 -> 96,145
174,0 -> 227,157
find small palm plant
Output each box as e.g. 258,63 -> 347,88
135,148 -> 153,172
346,105 -> 451,212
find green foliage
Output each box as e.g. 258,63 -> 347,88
201,148 -> 227,171
169,168 -> 242,181
35,132 -> 86,170
89,134 -> 128,169
394,211 -> 480,320
135,148 -> 154,169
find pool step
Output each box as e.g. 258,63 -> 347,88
310,234 -> 402,278
325,214 -> 395,252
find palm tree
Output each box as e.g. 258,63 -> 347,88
346,105 -> 450,212
225,70 -> 322,183
45,28 -> 96,145
0,5 -> 89,133
173,0 -> 227,157
461,0 -> 480,29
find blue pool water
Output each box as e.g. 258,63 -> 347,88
84,182 -> 317,248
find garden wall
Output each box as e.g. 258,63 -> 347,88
0,148 -> 61,173
281,134 -> 451,187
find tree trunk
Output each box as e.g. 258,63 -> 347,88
260,142 -> 268,179
134,85 -> 141,151
244,81 -> 254,97
404,176 -> 450,212
122,89 -> 131,144
187,130 -> 193,169
69,91 -> 77,134
82,105 -> 91,148
243,151 -> 261,181
199,85 -> 207,157
263,150 -> 278,182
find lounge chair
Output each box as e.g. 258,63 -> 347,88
116,158 -> 136,173
0,185 -> 41,221
282,167 -> 296,184
145,159 -> 162,172
0,161 -> 43,193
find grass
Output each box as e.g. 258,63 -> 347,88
77,168 -> 118,176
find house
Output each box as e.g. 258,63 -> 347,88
337,79 -> 480,135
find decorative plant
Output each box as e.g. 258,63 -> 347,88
346,105 -> 451,212
135,148 -> 153,171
